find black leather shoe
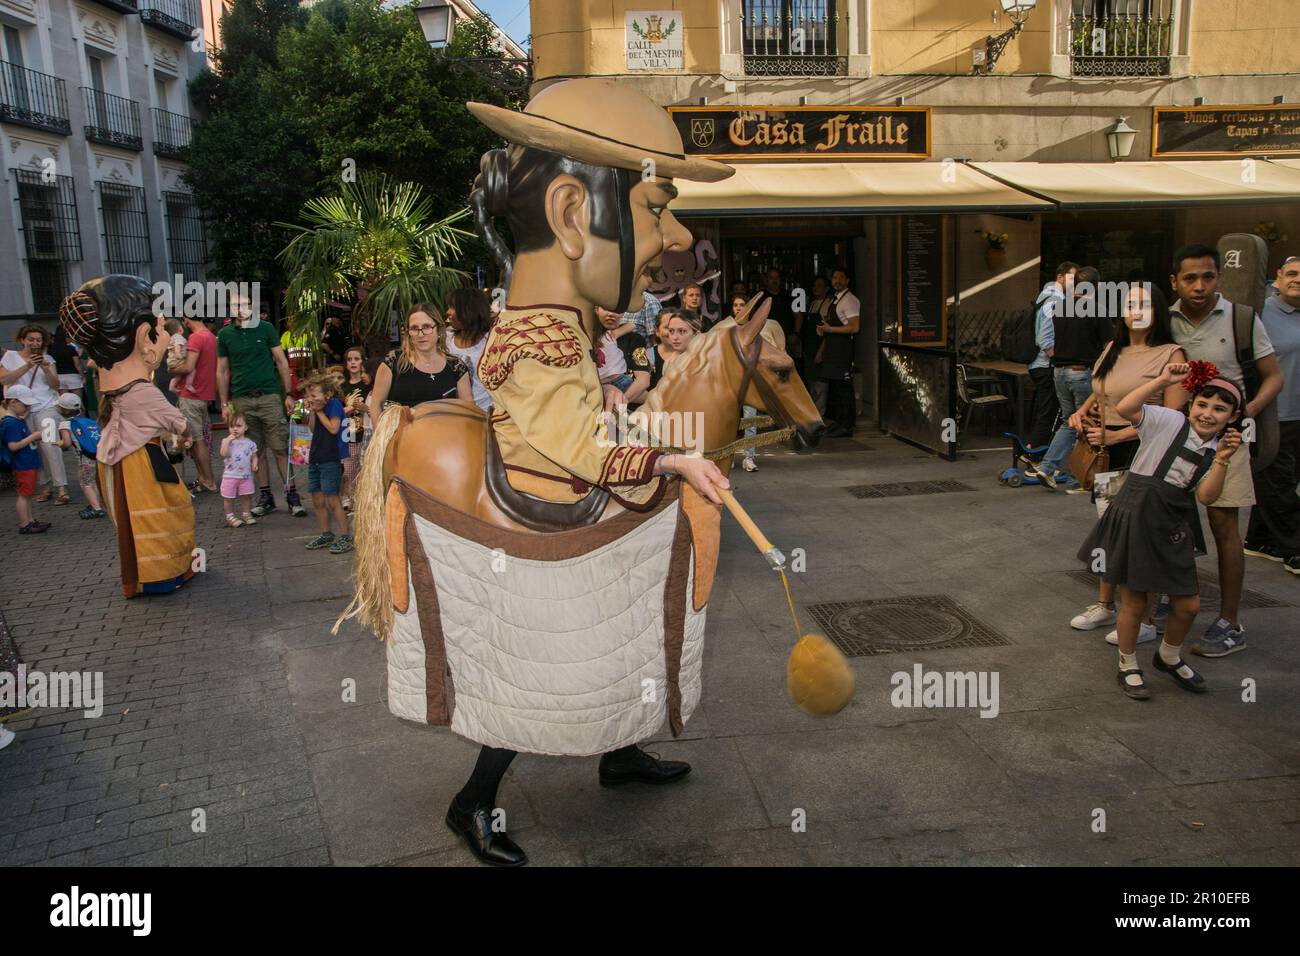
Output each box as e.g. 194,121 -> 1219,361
1151,652 -> 1207,693
598,747 -> 691,787
445,799 -> 528,866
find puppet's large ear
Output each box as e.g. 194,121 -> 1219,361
135,314 -> 157,348
544,174 -> 590,262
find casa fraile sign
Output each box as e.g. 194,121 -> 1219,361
669,106 -> 931,160
626,11 -> 684,71
1153,105 -> 1300,157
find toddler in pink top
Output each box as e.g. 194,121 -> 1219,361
219,415 -> 260,527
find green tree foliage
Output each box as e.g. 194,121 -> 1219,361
185,0 -> 522,291
278,174 -> 472,356
185,0 -> 313,292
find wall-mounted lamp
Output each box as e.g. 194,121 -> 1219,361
976,0 -> 1037,75
1106,116 -> 1138,160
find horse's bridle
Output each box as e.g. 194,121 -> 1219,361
727,325 -> 796,449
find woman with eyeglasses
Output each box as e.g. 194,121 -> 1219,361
368,304 -> 472,426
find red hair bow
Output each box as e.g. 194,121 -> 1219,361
1182,360 -> 1219,395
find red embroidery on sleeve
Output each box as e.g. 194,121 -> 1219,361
478,313 -> 586,390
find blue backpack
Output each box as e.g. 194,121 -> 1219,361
67,416 -> 100,456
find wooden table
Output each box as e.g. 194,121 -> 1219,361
964,360 -> 1031,438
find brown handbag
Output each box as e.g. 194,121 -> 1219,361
1068,373 -> 1109,491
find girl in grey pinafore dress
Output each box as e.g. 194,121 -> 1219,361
1077,412 -> 1216,597
1077,387 -> 1241,701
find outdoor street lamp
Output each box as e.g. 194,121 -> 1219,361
414,0 -> 533,93
1106,116 -> 1138,160
414,0 -> 453,48
976,0 -> 1037,75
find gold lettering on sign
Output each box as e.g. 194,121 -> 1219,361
722,112 -> 910,152
817,114 -> 848,151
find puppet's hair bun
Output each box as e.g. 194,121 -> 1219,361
58,290 -> 100,349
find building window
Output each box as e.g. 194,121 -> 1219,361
12,168 -> 83,314
97,181 -> 152,278
164,190 -> 206,282
154,72 -> 170,112
83,53 -> 144,151
1,30 -> 72,136
742,0 -> 846,76
1068,0 -> 1175,76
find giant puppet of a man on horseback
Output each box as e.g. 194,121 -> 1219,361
345,78 -> 834,866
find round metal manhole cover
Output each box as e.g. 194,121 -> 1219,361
827,604 -> 968,648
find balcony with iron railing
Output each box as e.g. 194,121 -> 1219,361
82,87 -> 143,151
1,61 -> 71,136
139,0 -> 201,42
742,1 -> 847,76
152,108 -> 193,158
1068,10 -> 1174,77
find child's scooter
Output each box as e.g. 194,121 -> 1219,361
998,432 -> 1048,487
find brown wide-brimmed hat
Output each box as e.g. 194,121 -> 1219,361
468,78 -> 733,183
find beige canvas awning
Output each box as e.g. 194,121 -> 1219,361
671,162 -> 1053,216
971,160 -> 1300,209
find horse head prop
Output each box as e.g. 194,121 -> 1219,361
637,293 -> 825,468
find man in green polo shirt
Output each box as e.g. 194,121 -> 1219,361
216,295 -> 305,517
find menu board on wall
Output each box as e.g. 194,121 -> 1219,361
896,215 -> 948,347
1153,105 -> 1300,156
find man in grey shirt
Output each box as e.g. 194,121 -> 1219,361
1169,244 -> 1284,657
1246,255 -> 1300,573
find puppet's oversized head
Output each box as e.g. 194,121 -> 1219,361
467,79 -> 732,314
59,275 -> 171,393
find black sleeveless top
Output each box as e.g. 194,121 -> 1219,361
382,351 -> 468,407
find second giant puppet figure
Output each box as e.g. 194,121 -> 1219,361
349,79 -> 750,867
60,276 -> 198,598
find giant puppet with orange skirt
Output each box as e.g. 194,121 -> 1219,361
60,276 -> 198,598
342,79 -> 853,866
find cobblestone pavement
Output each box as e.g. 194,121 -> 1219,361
2,433 -> 1298,866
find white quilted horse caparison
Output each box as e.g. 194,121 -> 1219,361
386,499 -> 707,756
